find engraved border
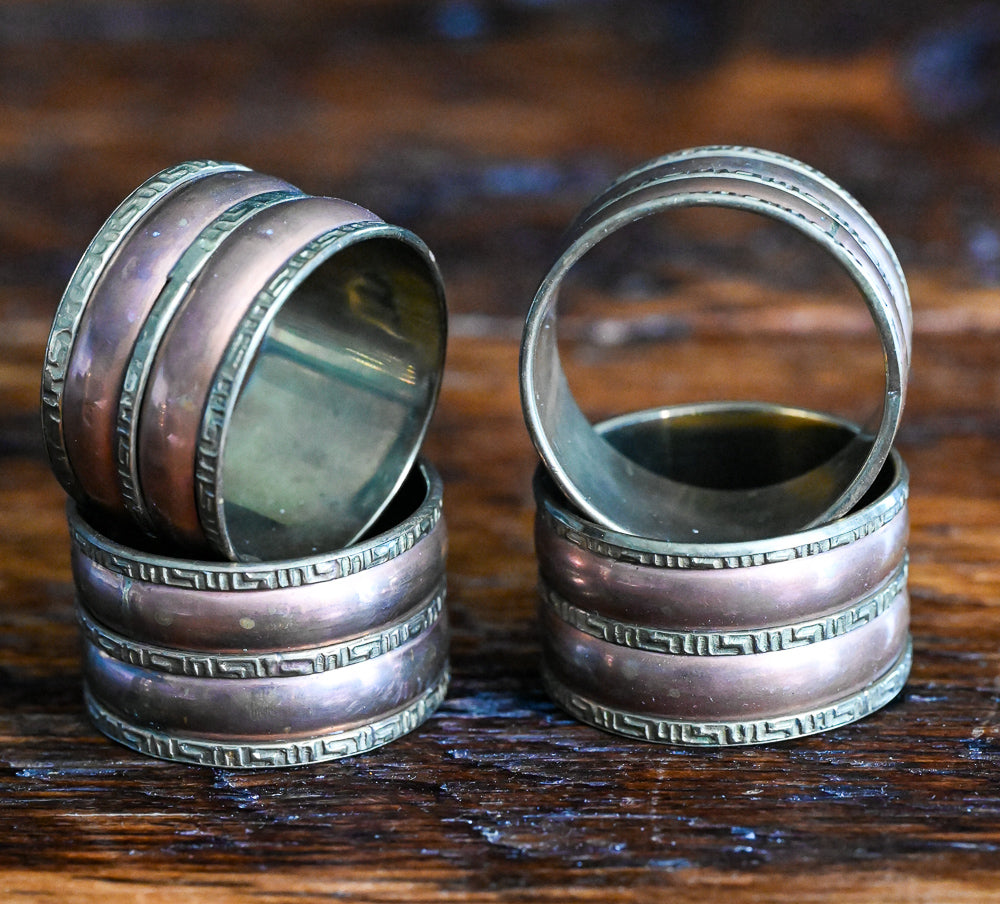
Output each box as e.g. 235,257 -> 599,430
77,583 -> 446,678
84,666 -> 449,768
40,160 -> 246,499
541,557 -> 907,656
543,639 -> 911,747
66,457 -> 442,590
580,166 -> 902,343
115,189 -> 303,534
534,453 -> 908,571
582,146 -> 907,298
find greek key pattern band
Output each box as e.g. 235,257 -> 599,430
194,220 -> 406,555
115,189 -> 302,533
542,558 -> 907,656
77,584 -> 445,678
84,667 -> 449,768
68,491 -> 441,590
41,160 -> 242,497
539,484 -> 907,571
543,640 -> 911,747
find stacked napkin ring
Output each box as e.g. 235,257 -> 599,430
71,461 -> 447,768
535,404 -> 910,746
42,162 -> 450,765
522,145 -> 911,543
522,147 -> 913,745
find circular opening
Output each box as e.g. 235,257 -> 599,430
558,205 -> 885,428
220,236 -> 445,560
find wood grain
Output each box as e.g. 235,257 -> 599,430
3,2 -> 1000,901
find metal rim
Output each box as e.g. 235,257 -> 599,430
533,402 -> 908,565
196,222 -> 448,561
68,457 -> 443,586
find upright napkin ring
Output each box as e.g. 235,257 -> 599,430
521,146 -> 911,542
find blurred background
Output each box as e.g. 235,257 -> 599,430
4,0 -> 1000,447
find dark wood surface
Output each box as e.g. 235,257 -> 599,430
4,2 -> 1000,900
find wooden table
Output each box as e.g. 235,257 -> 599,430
3,3 -> 1000,900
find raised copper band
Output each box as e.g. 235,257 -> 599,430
536,510 -> 907,631
541,589 -> 909,723
61,167 -> 298,515
68,459 -> 444,651
84,667 -> 450,768
77,581 -> 445,676
543,642 -> 911,747
83,610 -> 449,738
534,465 -> 908,632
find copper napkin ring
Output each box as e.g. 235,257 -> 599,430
73,459 -> 448,768
521,146 -> 910,543
43,160 -> 447,562
534,403 -> 910,745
